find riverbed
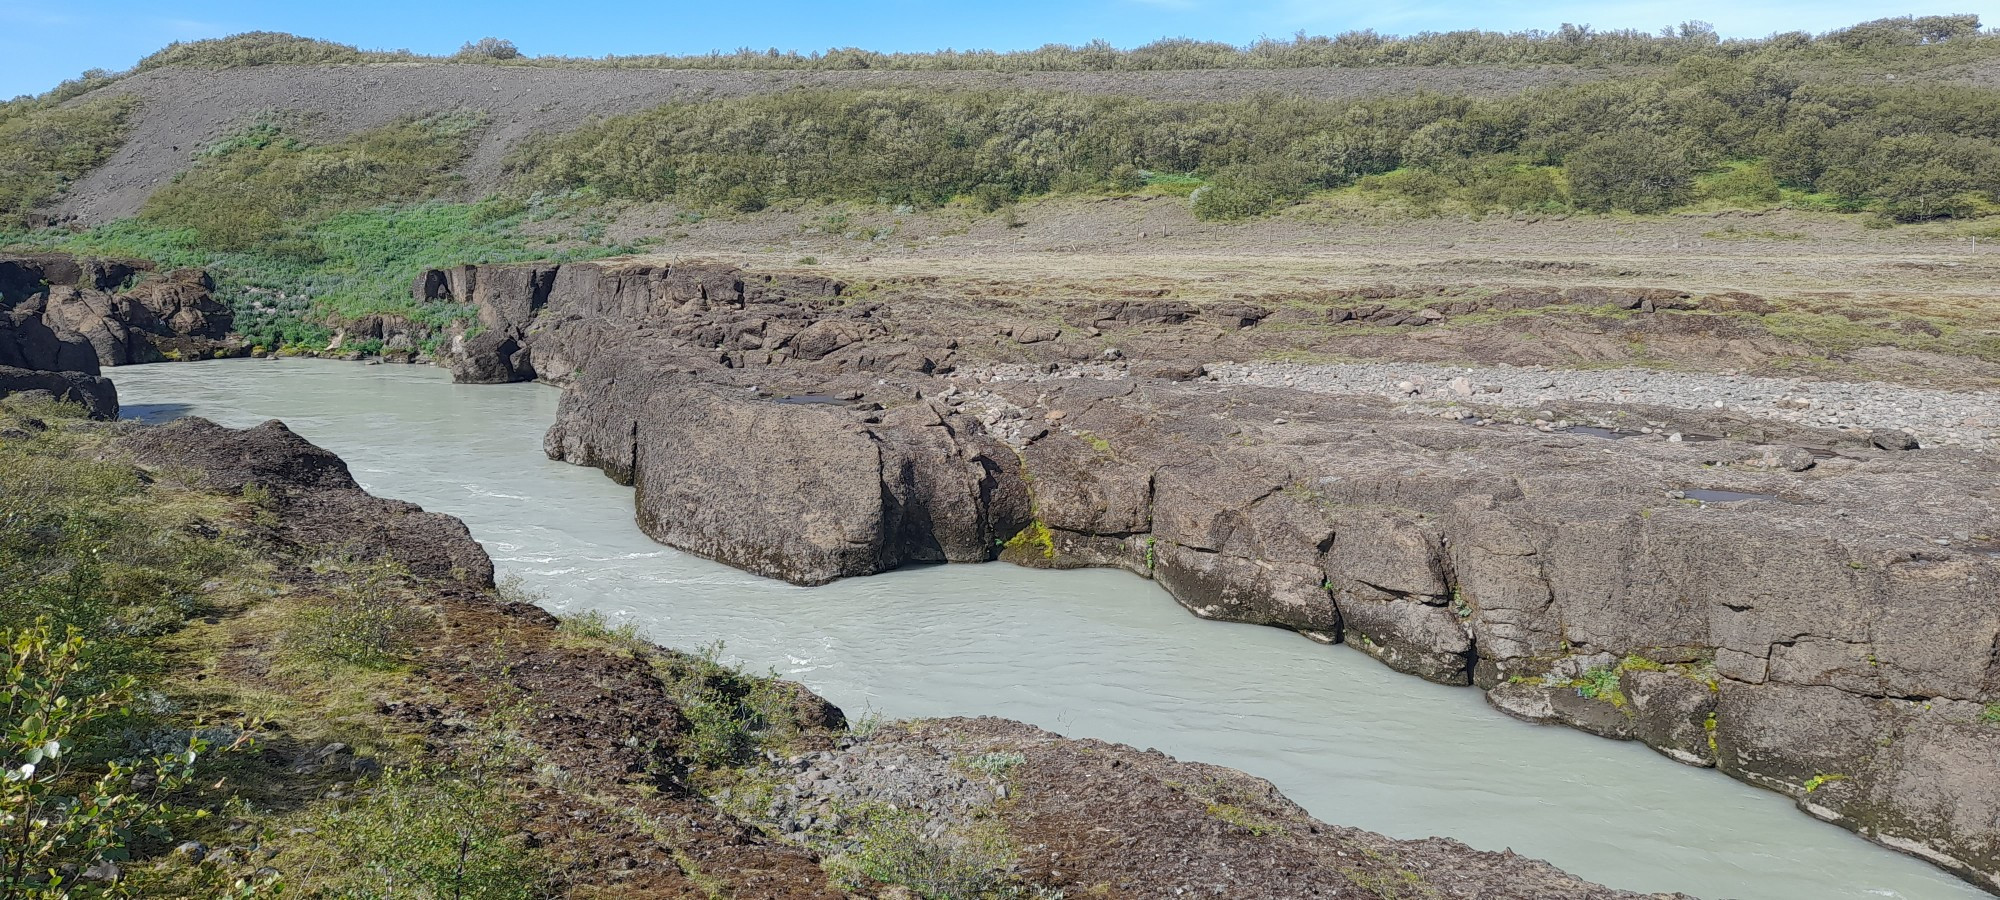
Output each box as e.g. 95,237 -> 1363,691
114,359 -> 1983,900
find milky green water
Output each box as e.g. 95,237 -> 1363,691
113,359 -> 1984,900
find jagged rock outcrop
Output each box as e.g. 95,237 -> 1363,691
0,365 -> 118,418
0,254 -> 128,417
122,417 -> 495,584
89,410 -> 1673,899
0,252 -> 234,367
429,258 -> 2000,892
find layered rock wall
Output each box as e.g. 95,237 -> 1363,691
430,259 -> 2000,891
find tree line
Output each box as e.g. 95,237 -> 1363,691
113,16 -> 1990,77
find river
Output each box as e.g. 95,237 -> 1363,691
113,359 -> 1983,900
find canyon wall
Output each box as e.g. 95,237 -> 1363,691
430,258 -> 2000,892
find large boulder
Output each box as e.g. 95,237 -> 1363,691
617,382 -> 1027,585
0,254 -> 233,365
0,364 -> 118,418
122,418 -> 494,584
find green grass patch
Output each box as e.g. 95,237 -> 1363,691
821,803 -> 1023,899
0,94 -> 136,227
1571,666 -> 1626,708
140,114 -> 482,253
4,196 -> 641,350
278,766 -> 548,898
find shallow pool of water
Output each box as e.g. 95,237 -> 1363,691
114,360 -> 1983,900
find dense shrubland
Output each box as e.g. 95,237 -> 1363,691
513,59 -> 2000,221
122,15 -> 1993,74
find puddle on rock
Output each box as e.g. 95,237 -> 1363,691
775,394 -> 849,406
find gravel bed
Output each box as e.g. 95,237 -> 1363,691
960,361 -> 2000,450
1204,362 -> 2000,450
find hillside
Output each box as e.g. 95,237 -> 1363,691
56,62 -> 1631,224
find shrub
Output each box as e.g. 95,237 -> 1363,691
556,608 -> 647,650
1700,160 -> 1782,205
2,625 -> 231,897
288,767 -> 545,899
457,38 -> 522,61
281,556 -> 429,670
822,805 -> 1019,899
655,643 -> 809,770
1565,130 -> 1696,212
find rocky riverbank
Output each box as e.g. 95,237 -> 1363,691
0,392 -> 1680,898
434,256 -> 2000,893
0,251 -> 241,417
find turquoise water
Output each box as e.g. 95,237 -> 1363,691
114,359 -> 1985,900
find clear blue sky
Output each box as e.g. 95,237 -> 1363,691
3,0 -> 1992,99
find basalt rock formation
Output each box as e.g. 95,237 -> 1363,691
0,252 -> 234,368
93,409 -> 1676,899
0,254 -> 125,416
428,257 -> 2000,892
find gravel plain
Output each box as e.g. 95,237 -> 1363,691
967,360 -> 2000,450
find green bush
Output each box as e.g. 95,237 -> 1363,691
289,767 -> 545,899
823,805 -> 1019,899
2,625 -> 231,898
1700,160 -> 1783,205
1565,130 -> 1696,212
281,556 -> 430,671
655,643 -> 809,770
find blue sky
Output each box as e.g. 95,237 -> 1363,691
4,0 -> 1992,99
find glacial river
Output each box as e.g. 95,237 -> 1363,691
115,359 -> 1983,900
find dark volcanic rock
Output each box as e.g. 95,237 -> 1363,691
122,417 -> 493,584
0,364 -> 118,418
433,257 -> 2000,891
0,253 -> 234,367
762,717 -> 1691,900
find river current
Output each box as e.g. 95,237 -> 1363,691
114,359 -> 1982,900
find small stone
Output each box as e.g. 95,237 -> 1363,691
1869,429 -> 1920,451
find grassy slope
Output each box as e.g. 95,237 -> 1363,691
0,399 -> 852,898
